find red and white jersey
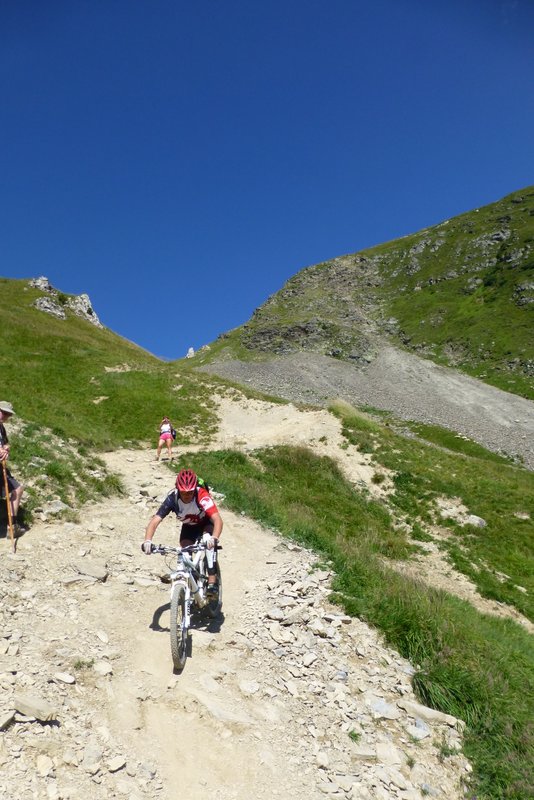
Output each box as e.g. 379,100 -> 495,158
157,486 -> 218,525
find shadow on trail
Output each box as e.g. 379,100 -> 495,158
149,602 -> 225,636
150,601 -> 171,632
149,601 -> 225,675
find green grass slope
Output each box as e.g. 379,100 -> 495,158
372,186 -> 534,398
0,278 -> 218,449
0,277 -> 219,521
200,186 -> 534,399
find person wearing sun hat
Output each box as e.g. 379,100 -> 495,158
0,401 -> 24,524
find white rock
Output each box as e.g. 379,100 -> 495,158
0,712 -> 14,731
466,514 -> 486,527
406,723 -> 430,740
54,672 -> 76,684
239,680 -> 260,696
93,660 -> 113,676
36,754 -> 54,777
13,693 -> 56,721
375,742 -> 402,765
108,756 -> 126,772
73,559 -> 108,581
398,698 -> 460,727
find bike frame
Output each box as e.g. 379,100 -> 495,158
169,546 -> 209,629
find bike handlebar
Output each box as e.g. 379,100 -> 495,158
150,542 -> 222,555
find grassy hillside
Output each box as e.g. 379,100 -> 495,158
0,277 -> 220,521
0,278 -> 218,449
371,186 -> 534,398
199,186 -> 534,400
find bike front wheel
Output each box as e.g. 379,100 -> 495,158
170,583 -> 187,671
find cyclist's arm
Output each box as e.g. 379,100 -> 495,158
144,514 -> 163,543
210,512 -> 223,542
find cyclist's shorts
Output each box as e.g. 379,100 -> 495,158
179,520 -> 213,544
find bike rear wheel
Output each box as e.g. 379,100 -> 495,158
170,583 -> 187,671
206,560 -> 222,618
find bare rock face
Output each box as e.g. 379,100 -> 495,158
32,296 -> 66,319
29,277 -> 103,328
28,276 -> 54,292
67,293 -> 103,328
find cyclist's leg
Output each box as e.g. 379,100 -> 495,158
200,521 -> 218,586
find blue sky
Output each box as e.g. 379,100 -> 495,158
2,1 -> 533,360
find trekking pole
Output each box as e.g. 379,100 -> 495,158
1,460 -> 16,552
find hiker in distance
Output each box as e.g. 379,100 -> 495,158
0,401 -> 24,527
156,415 -> 175,461
142,469 -> 223,595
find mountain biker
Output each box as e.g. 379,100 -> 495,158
142,468 -> 223,594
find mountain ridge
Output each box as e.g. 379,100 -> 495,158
200,185 -> 534,401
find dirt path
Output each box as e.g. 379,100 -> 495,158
3,394 -> 530,799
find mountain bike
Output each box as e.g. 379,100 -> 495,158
151,537 -> 222,671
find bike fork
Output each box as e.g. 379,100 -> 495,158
171,579 -> 191,629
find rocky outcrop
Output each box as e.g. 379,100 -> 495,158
68,294 -> 102,327
30,277 -> 103,328
33,296 -> 66,319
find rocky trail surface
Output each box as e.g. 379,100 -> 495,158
2,394 -> 514,800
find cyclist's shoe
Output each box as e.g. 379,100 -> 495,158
206,581 -> 219,597
160,573 -> 172,584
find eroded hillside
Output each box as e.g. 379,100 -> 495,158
199,186 -> 534,399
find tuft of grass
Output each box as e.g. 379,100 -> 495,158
73,658 -> 94,670
3,420 -> 125,523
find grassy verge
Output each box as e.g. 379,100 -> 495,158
331,403 -> 534,621
3,420 -> 125,526
184,444 -> 534,799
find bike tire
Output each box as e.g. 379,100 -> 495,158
170,583 -> 187,671
206,560 -> 222,618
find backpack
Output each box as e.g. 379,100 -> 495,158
171,427 -> 177,440
196,476 -> 210,493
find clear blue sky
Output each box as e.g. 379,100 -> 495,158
2,1 -> 533,360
